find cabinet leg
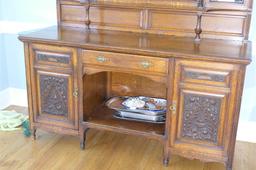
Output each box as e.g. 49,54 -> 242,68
32,128 -> 37,140
80,128 -> 89,150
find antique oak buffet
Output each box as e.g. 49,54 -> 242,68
19,0 -> 253,169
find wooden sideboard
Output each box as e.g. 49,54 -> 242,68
19,0 -> 253,170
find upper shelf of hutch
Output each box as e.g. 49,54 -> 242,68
62,0 -> 252,11
56,0 -> 252,41
19,26 -> 251,64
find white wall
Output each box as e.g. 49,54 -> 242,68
0,1 -> 7,90
0,0 -> 57,91
240,1 -> 256,122
0,0 -> 3,20
0,34 -> 9,90
1,0 -> 57,24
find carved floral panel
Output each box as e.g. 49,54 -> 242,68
39,74 -> 69,116
182,93 -> 221,143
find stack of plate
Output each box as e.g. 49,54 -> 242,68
106,96 -> 166,124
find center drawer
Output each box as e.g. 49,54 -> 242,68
81,50 -> 168,74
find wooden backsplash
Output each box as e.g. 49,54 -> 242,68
57,0 -> 252,40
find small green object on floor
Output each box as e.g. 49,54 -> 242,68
0,110 -> 31,137
22,119 -> 31,137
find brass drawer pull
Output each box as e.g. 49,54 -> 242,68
141,61 -> 152,69
96,56 -> 108,63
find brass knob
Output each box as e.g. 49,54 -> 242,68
169,102 -> 177,113
73,89 -> 79,97
141,61 -> 152,69
96,56 -> 108,63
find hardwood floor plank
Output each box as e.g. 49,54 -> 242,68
0,106 -> 254,170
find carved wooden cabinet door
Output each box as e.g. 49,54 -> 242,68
28,44 -> 79,131
168,59 -> 240,162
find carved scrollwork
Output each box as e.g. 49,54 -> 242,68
185,71 -> 226,82
182,93 -> 221,143
40,74 -> 69,116
37,53 -> 70,64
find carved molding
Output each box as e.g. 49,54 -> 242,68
37,53 -> 70,64
185,71 -> 226,82
182,93 -> 221,143
40,74 -> 69,116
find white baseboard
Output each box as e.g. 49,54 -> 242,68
0,87 -> 255,143
0,88 -> 27,109
0,88 -> 12,109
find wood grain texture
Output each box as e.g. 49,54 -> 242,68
57,0 -> 252,40
1,105 -> 255,170
28,44 -> 79,134
20,40 -> 250,169
18,1 -> 253,169
81,50 -> 169,75
81,72 -> 167,141
110,72 -> 167,98
168,59 -> 245,167
18,26 -> 252,64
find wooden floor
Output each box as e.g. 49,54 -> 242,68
0,106 -> 255,170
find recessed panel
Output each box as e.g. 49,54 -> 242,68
90,7 -> 141,28
61,5 -> 86,22
150,11 -> 197,31
39,74 -> 69,116
202,16 -> 244,35
181,93 -> 222,143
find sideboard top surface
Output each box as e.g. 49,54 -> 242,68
19,26 -> 251,64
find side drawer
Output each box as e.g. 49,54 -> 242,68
81,50 -> 168,74
31,44 -> 74,67
178,60 -> 235,87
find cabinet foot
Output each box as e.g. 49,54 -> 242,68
80,128 -> 89,150
80,141 -> 85,150
225,160 -> 233,170
163,157 -> 169,167
226,164 -> 232,170
32,128 -> 37,140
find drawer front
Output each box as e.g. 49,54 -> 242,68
81,50 -> 168,74
32,44 -> 74,67
36,51 -> 71,65
179,60 -> 234,87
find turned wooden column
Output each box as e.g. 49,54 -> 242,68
194,12 -> 203,42
80,0 -> 92,29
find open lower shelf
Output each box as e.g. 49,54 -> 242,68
82,105 -> 165,141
